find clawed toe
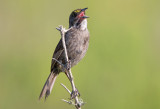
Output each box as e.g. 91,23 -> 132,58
71,88 -> 80,99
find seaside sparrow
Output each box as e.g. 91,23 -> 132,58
39,8 -> 90,100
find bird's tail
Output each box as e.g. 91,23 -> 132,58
39,72 -> 58,100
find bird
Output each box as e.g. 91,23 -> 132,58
39,8 -> 90,100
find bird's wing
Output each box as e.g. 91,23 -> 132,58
51,28 -> 74,71
51,39 -> 64,71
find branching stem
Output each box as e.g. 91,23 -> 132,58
56,26 -> 83,109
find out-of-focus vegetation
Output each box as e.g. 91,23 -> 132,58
0,0 -> 160,109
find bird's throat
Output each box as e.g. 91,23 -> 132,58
79,19 -> 87,30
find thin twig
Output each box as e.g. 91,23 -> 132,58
61,83 -> 71,94
56,26 -> 82,109
52,58 -> 64,68
61,99 -> 73,105
52,58 -> 67,72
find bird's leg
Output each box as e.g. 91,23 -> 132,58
65,71 -> 71,81
65,71 -> 80,99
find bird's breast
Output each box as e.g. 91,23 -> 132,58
65,28 -> 89,67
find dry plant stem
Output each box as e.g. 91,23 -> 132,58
56,26 -> 81,109
60,83 -> 71,94
52,58 -> 65,68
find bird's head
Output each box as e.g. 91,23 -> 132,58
69,8 -> 89,28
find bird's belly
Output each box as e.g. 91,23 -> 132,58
67,40 -> 89,67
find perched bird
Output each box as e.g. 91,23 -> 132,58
39,8 -> 90,100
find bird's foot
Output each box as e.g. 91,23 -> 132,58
65,60 -> 71,70
71,88 -> 80,99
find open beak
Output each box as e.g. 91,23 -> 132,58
81,8 -> 88,12
82,15 -> 89,18
81,8 -> 89,18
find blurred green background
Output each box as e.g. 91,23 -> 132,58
0,0 -> 160,109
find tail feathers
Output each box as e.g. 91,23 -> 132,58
39,72 -> 58,100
